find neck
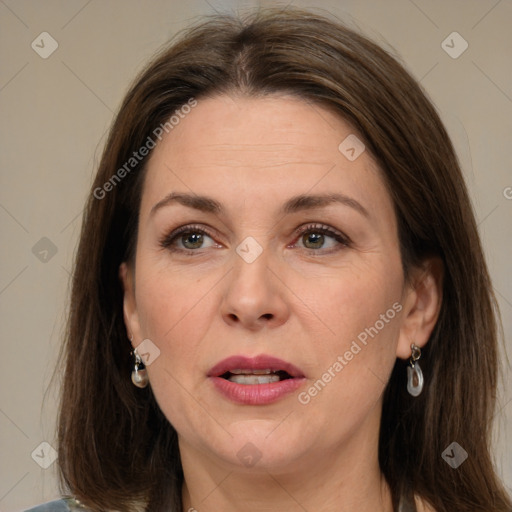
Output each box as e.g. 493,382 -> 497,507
179,409 -> 393,512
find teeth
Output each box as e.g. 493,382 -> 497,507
229,374 -> 281,385
230,369 -> 273,375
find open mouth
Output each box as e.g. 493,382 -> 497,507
220,369 -> 293,385
209,354 -> 305,405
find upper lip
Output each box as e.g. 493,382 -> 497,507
208,354 -> 305,378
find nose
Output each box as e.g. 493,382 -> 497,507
220,247 -> 290,331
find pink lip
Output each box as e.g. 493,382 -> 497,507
208,354 -> 305,378
208,354 -> 306,405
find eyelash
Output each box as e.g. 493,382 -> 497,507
159,223 -> 351,255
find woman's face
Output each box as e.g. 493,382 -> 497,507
121,94 -> 416,473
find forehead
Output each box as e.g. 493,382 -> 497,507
156,94 -> 352,164
140,94 -> 393,222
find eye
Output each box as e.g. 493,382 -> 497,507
292,223 -> 350,252
160,222 -> 351,255
159,224 -> 219,253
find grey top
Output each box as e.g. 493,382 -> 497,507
26,492 -> 419,511
25,498 -> 88,511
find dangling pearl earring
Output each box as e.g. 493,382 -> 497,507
131,344 -> 149,389
407,343 -> 424,397
132,349 -> 149,388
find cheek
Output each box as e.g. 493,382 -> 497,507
134,267 -> 217,364
296,290 -> 402,443
133,271 -> 219,434
135,250 -> 214,328
298,259 -> 403,400
299,259 -> 403,345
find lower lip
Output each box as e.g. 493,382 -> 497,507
209,376 -> 306,405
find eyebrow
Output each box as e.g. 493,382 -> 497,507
149,192 -> 369,219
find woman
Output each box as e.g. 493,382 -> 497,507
28,8 -> 511,512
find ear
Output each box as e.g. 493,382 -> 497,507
396,257 -> 444,359
119,261 -> 142,348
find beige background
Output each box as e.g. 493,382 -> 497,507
0,0 -> 511,510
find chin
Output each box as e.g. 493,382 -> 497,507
211,420 -> 310,472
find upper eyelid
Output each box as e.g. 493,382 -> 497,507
166,223 -> 344,239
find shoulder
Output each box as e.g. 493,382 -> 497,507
25,498 -> 90,511
25,500 -> 70,511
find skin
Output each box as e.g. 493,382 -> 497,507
120,94 -> 442,512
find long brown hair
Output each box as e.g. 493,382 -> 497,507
57,8 -> 511,511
